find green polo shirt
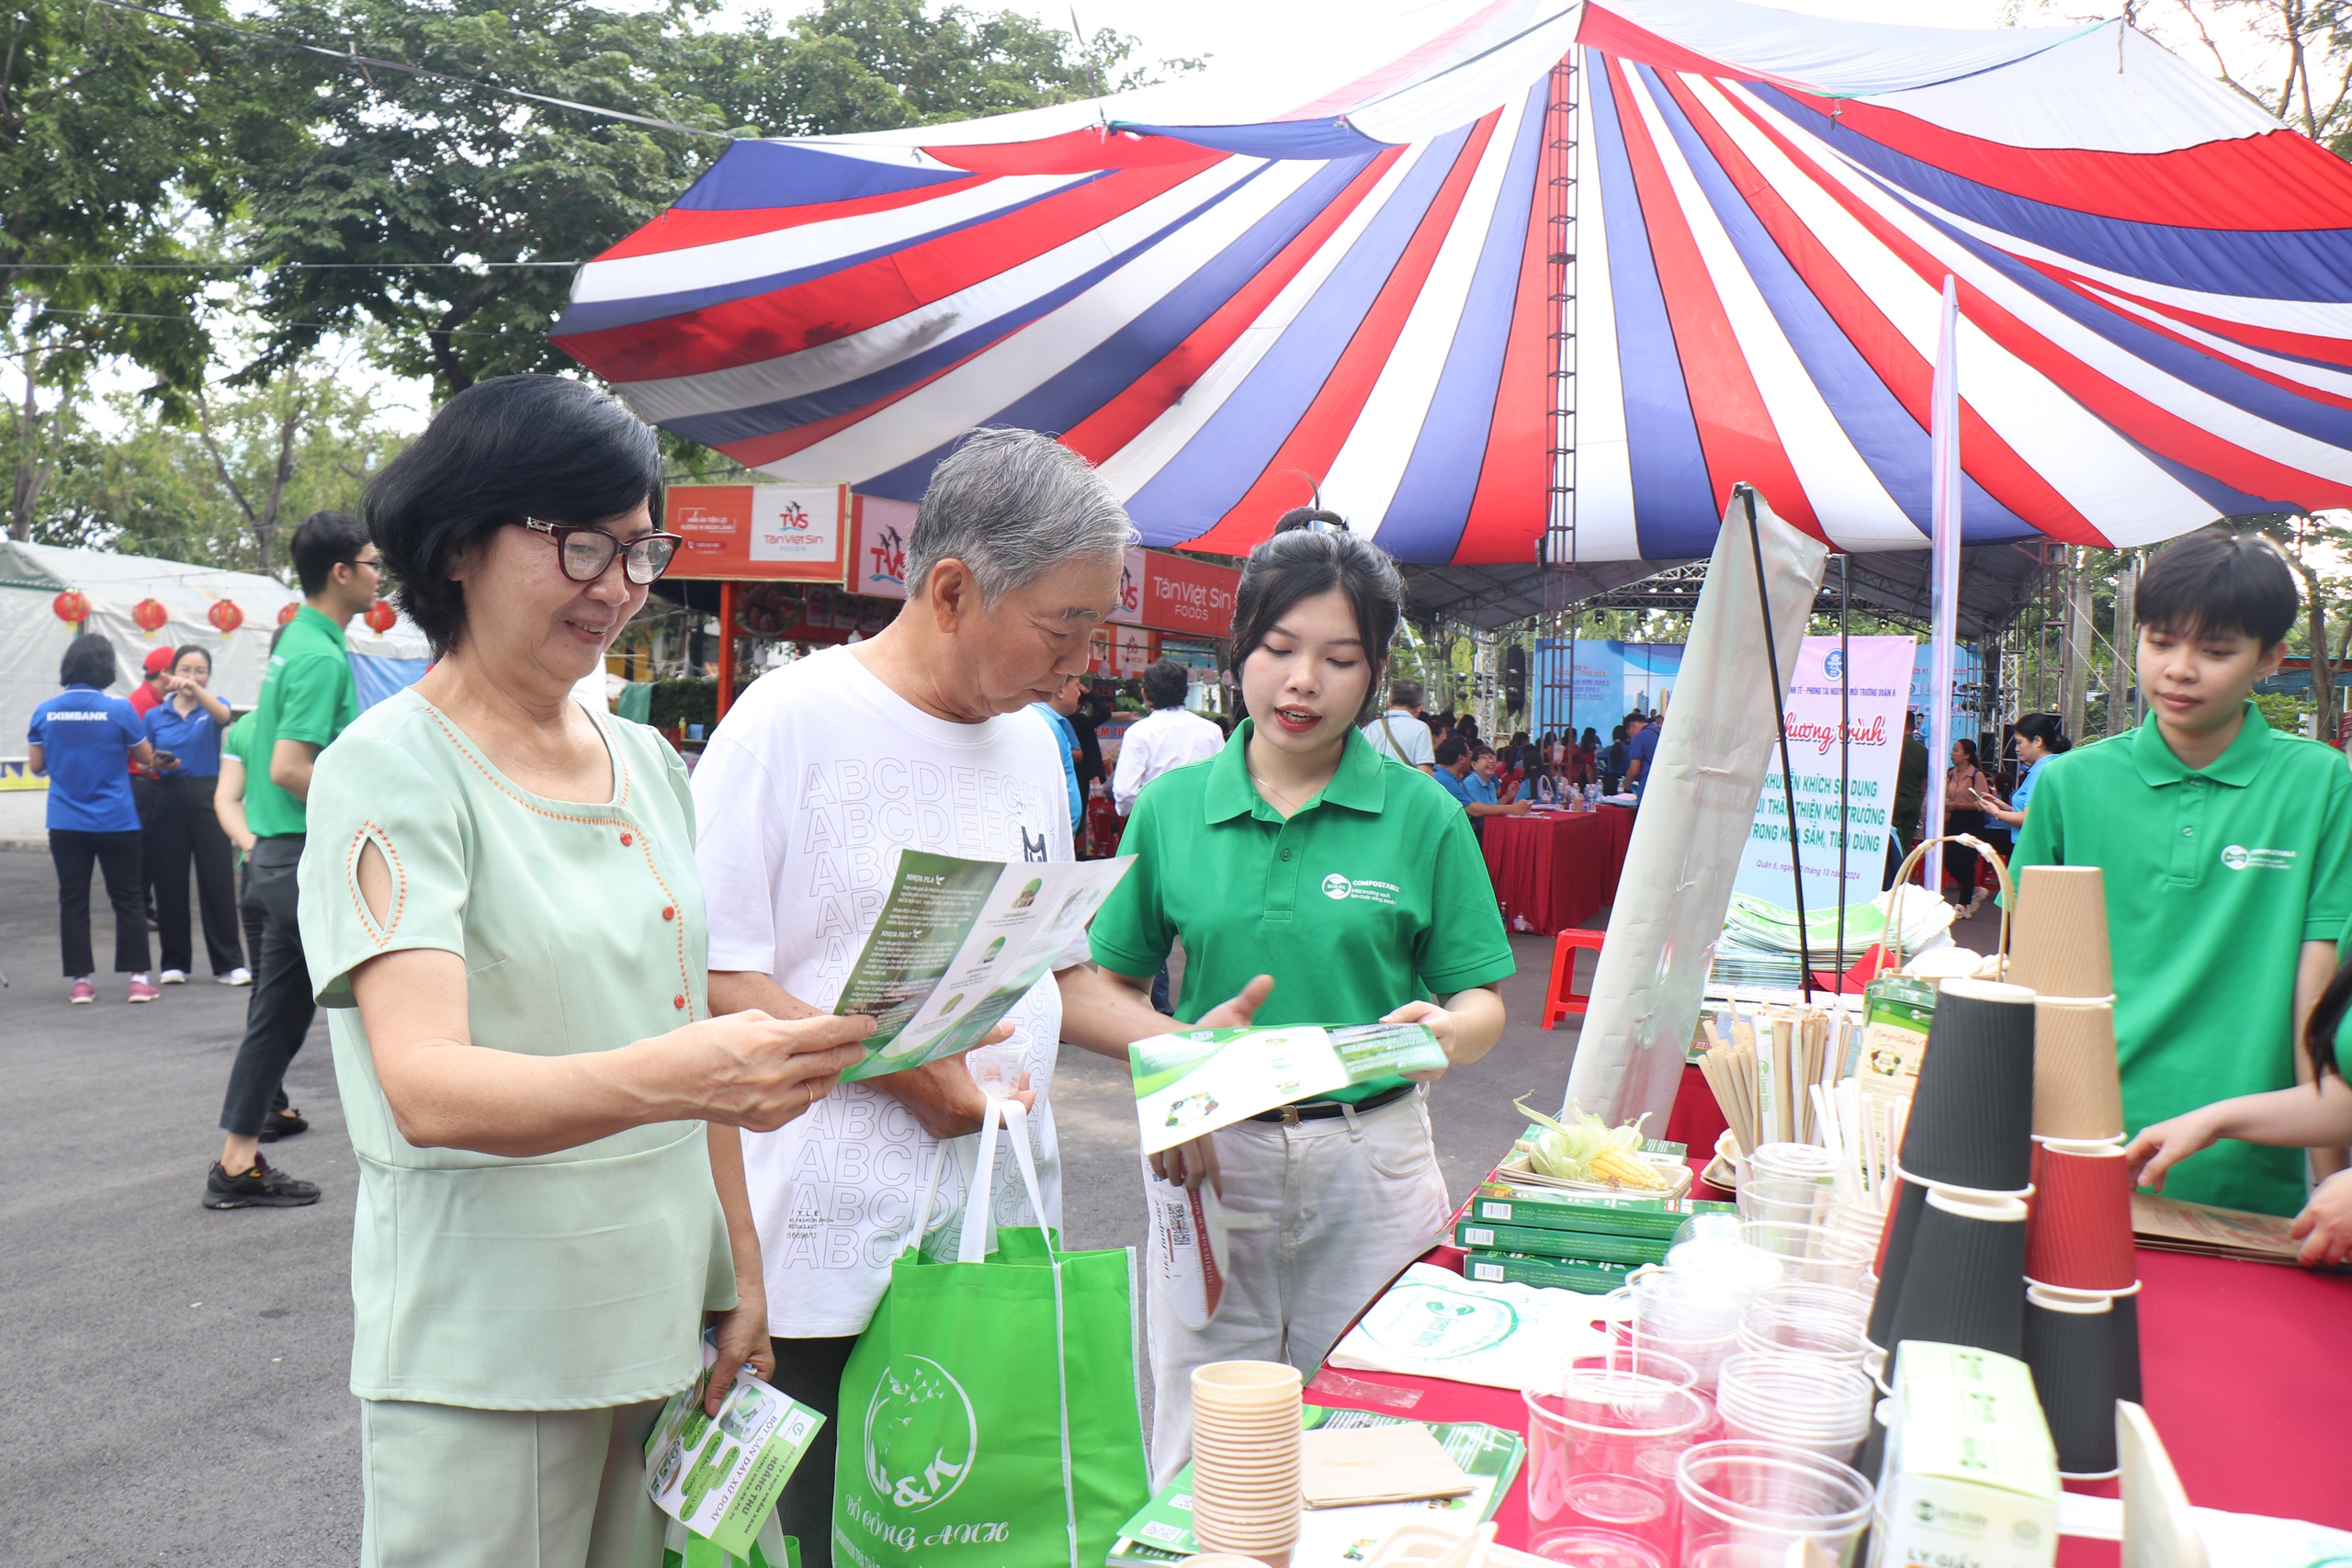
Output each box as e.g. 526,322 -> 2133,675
1090,720 -> 1515,1102
2010,703 -> 2352,1216
243,604 -> 358,840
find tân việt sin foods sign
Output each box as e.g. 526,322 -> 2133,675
666,484 -> 848,581
1143,552 -> 1238,637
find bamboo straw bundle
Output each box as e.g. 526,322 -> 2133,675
1698,1000 -> 1861,1155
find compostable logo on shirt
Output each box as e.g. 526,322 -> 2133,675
2220,844 -> 2296,871
1322,873 -> 1399,905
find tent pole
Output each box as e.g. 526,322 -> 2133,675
718,581 -> 738,721
1924,276 -> 1962,908
1743,486 -> 1814,997
1838,551 -> 1849,980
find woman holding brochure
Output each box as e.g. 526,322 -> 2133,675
1086,509 -> 1515,1483
299,377 -> 873,1568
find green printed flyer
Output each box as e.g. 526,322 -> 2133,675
644,1348 -> 826,1557
1130,1021 -> 1446,1154
835,849 -> 1132,1081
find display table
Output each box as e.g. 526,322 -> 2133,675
1480,806 -> 1635,937
1306,1184 -> 2352,1562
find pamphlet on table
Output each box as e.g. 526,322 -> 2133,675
834,849 -> 1131,1081
1129,1021 -> 1448,1154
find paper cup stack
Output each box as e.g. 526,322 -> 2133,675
1189,1361 -> 1304,1562
2004,865 -> 2141,1479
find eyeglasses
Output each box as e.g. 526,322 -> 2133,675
513,518 -> 684,585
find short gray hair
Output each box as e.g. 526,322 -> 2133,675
906,428 -> 1135,605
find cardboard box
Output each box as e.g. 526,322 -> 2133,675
1468,1183 -> 1734,1240
1461,1251 -> 1637,1294
1453,1220 -> 1668,1268
1870,1342 -> 2060,1568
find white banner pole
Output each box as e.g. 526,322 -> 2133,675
1924,276 -> 1962,903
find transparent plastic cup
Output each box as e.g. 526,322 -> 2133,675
1748,1144 -> 1838,1184
1523,1372 -> 1713,1567
964,1041 -> 1027,1099
1570,1344 -> 1703,1394
1735,1222 -> 1875,1293
1675,1440 -> 1874,1567
1712,1355 -> 1873,1462
1739,1175 -> 1829,1227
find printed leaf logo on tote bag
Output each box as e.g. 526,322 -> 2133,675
865,1356 -> 978,1511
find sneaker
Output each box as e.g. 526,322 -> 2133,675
256,1108 -> 309,1145
160,969 -> 188,985
127,976 -> 161,1003
69,978 -> 95,1005
217,967 -> 253,987
202,1156 -> 321,1210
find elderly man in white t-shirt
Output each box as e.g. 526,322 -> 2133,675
1360,677 -> 1436,773
1111,658 -> 1227,816
692,429 -> 1263,1568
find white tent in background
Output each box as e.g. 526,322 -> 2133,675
0,541 -> 431,757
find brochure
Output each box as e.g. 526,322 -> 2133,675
644,1341 -> 828,1557
834,849 -> 1132,1082
1130,1021 -> 1449,1154
1107,1409 -> 1524,1568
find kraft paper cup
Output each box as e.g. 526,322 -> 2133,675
1898,979 -> 2038,1192
2024,1286 -> 2122,1479
2007,865 -> 2114,998
1865,1178 -> 1929,1351
2026,1143 -> 2138,1292
1885,1188 -> 2029,1359
1193,1361 -> 1303,1401
2033,998 -> 2127,1142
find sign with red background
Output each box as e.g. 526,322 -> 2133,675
1143,553 -> 1238,637
666,484 -> 848,581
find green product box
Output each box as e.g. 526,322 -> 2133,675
1461,1250 -> 1636,1294
1468,1183 -> 1734,1241
1452,1219 -> 1669,1268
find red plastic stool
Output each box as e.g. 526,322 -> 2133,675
1543,929 -> 1607,1030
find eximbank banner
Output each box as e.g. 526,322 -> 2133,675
1732,636 -> 1915,915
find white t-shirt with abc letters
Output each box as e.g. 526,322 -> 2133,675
691,645 -> 1074,1338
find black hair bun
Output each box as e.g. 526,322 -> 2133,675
1273,506 -> 1348,534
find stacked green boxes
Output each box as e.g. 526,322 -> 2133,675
1453,1182 -> 1736,1293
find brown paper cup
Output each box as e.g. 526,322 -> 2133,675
2033,998 -> 2126,1141
2007,866 -> 2113,998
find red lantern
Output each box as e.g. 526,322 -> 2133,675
51,589 -> 89,624
276,602 -> 300,627
364,600 -> 398,635
207,599 -> 244,635
131,598 -> 169,635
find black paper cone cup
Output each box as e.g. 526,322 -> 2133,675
2024,1286 -> 2120,1477
1900,979 -> 2038,1192
1867,1178 -> 1929,1350
1886,1188 -> 2028,1359
2114,1290 -> 2143,1404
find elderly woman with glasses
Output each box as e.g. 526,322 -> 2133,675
297,375 -> 876,1567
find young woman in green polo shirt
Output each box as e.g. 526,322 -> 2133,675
1086,511 -> 1514,1482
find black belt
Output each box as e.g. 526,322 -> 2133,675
1250,1083 -> 1415,1125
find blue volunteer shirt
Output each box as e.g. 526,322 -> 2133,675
1464,772 -> 1499,807
1626,724 -> 1660,795
1031,703 -> 1084,831
1435,767 -> 1476,808
144,700 -> 226,778
30,686 -> 145,832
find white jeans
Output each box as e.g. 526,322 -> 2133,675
1146,1088 -> 1453,1486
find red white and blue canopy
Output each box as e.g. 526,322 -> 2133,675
554,0 -> 2352,566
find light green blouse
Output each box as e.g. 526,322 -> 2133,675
298,688 -> 731,1411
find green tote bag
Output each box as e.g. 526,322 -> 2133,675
833,1101 -> 1150,1568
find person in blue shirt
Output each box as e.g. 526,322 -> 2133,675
143,645 -> 247,986
1623,710 -> 1660,799
1031,670 -> 1085,834
1433,736 -> 1528,839
1975,712 -> 2070,831
28,636 -> 159,1003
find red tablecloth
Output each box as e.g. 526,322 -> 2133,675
1306,1180 -> 2352,1559
1481,807 -> 1634,936
1662,1062 -> 1731,1156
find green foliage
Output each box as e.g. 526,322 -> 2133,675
647,678 -> 718,732
2254,692 -> 2308,735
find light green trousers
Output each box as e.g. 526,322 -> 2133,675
359,1396 -> 669,1568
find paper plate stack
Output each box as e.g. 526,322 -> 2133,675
1190,1361 -> 1304,1563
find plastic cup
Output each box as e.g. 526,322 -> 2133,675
1737,1175 -> 1827,1227
963,1040 -> 1026,1098
1749,1144 -> 1838,1184
1523,1373 -> 1713,1567
1675,1440 -> 1874,1567
1713,1355 -> 1873,1462
1738,1303 -> 1870,1370
1571,1344 -> 1703,1393
1735,1223 -> 1874,1293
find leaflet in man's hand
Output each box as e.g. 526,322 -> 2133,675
1130,1021 -> 1446,1153
833,848 -> 1132,1081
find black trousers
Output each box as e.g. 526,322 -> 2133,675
1943,808 -> 1987,901
234,860 -> 288,1117
131,773 -> 162,923
217,838 -> 315,1138
149,774 -> 243,976
51,829 -> 150,976
767,1334 -> 862,1568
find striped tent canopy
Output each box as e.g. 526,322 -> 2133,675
555,0 -> 2352,566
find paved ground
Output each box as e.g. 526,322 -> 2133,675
0,843 -> 1592,1565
